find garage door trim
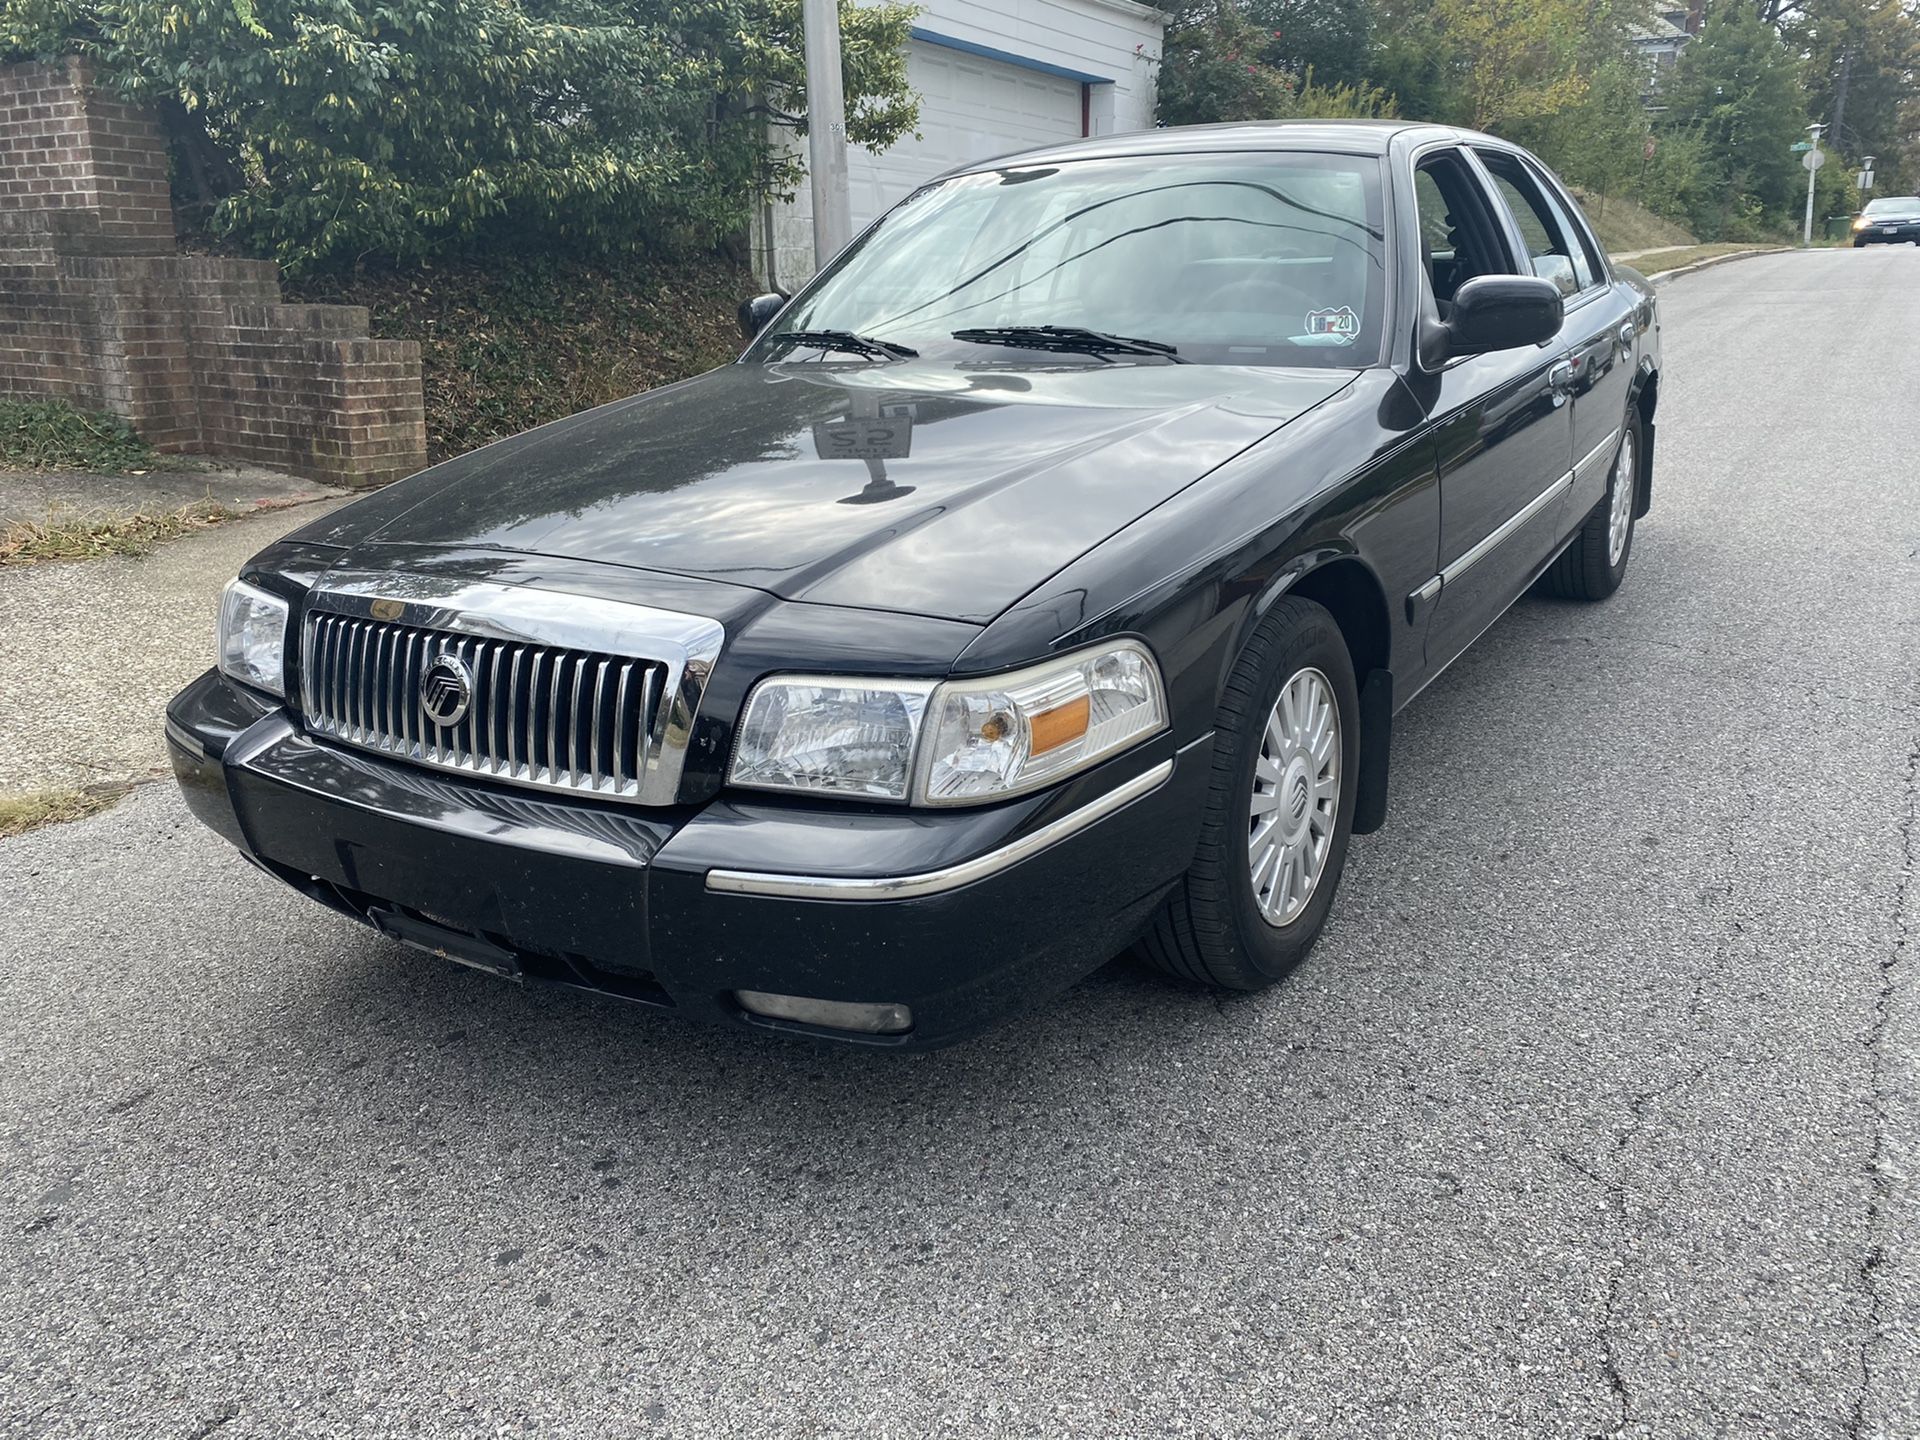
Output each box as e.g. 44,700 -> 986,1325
907,26 -> 1117,87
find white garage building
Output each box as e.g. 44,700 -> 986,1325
752,0 -> 1165,291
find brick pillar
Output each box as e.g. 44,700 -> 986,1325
0,57 -> 173,244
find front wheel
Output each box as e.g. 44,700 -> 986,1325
1138,597 -> 1360,991
1542,416 -> 1639,602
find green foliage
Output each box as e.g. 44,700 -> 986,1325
0,398 -> 156,472
1634,127 -> 1713,234
2,0 -> 917,271
1154,1 -> 1301,124
284,251 -> 750,462
1152,1 -> 1395,125
1249,0 -> 1373,87
1812,142 -> 1863,221
1425,0 -> 1588,130
1149,0 -> 1920,242
1661,6 -> 1809,235
1505,55 -> 1650,204
1292,70 -> 1398,120
1790,0 -> 1920,196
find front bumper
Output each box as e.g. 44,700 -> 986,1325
1854,222 -> 1920,243
166,668 -> 1204,1048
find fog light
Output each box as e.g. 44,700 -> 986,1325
735,990 -> 913,1034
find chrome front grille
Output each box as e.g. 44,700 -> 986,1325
302,612 -> 669,802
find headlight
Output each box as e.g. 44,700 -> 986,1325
730,678 -> 936,800
728,641 -> 1167,806
216,579 -> 288,697
1854,216 -> 1870,229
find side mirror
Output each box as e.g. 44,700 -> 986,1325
1419,275 -> 1563,369
738,292 -> 788,339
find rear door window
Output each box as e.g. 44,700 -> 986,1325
1474,149 -> 1596,297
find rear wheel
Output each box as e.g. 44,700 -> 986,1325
1542,416 -> 1639,602
1139,597 -> 1359,991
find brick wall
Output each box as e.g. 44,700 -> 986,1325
0,59 -> 425,488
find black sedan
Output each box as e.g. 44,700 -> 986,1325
168,122 -> 1661,1048
1852,195 -> 1920,245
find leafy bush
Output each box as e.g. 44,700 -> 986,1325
1661,6 -> 1808,234
0,398 -> 156,472
284,251 -> 752,462
1153,2 -> 1301,125
1153,2 -> 1394,125
2,0 -> 917,272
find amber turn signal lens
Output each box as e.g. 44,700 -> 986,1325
1028,694 -> 1091,755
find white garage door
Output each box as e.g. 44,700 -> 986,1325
848,40 -> 1085,231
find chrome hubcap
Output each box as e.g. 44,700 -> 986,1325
1249,667 -> 1340,927
1607,430 -> 1635,567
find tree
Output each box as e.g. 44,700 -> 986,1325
1663,4 -> 1810,232
1152,0 -> 1305,124
1789,0 -> 1920,194
1,0 -> 918,271
1426,0 -> 1591,129
1501,0 -> 1658,206
1249,0 -> 1374,87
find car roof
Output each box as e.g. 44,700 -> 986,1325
927,120 -> 1498,184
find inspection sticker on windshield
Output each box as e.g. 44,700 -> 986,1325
1303,306 -> 1360,344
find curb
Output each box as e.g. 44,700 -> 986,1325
1647,248 -> 1787,285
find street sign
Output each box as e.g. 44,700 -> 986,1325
1858,170 -> 1874,190
1643,136 -> 1657,162
1802,148 -> 1825,172
1791,141 -> 1813,152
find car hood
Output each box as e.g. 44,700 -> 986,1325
295,360 -> 1355,624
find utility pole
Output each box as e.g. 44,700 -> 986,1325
802,0 -> 853,270
1830,49 -> 1853,158
1803,122 -> 1824,246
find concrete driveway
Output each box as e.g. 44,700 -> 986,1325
2,248 -> 1916,1438
0,500 -> 345,794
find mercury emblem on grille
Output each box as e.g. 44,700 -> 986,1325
420,653 -> 474,727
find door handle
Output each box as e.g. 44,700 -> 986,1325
1548,360 -> 1576,395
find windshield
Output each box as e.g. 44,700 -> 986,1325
1862,197 -> 1920,215
749,152 -> 1389,369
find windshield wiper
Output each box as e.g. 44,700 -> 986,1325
949,325 -> 1184,362
764,329 -> 918,360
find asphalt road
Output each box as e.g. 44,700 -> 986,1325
3,248 -> 1916,1439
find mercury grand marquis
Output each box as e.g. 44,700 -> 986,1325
167,122 -> 1662,1048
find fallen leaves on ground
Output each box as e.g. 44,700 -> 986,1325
0,784 -> 134,840
0,498 -> 238,566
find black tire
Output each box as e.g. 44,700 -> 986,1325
1139,596 -> 1360,991
1542,414 -> 1641,602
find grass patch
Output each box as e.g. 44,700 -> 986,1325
1624,243 -> 1783,275
0,398 -> 159,473
1574,191 -> 1697,254
285,251 -> 753,464
0,783 -> 132,840
0,497 -> 237,566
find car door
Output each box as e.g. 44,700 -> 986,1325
1411,146 -> 1575,672
1473,146 -> 1637,522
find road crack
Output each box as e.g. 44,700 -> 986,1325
1591,1061 -> 1717,1438
1849,715 -> 1916,1439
